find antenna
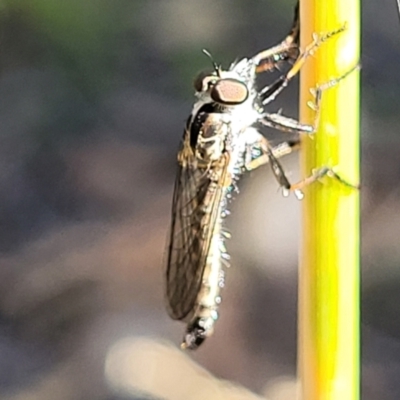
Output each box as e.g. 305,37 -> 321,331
397,0 -> 400,22
202,49 -> 220,75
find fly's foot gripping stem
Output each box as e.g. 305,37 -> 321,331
282,166 -> 359,199
307,64 -> 361,130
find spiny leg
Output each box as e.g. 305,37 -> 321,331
259,64 -> 360,136
248,35 -> 359,197
245,136 -> 358,198
260,24 -> 347,107
307,64 -> 361,130
270,138 -> 301,158
245,138 -> 300,171
260,112 -> 314,134
251,2 -> 300,73
285,64 -> 361,194
264,142 -> 304,199
245,136 -> 304,198
287,167 -> 360,195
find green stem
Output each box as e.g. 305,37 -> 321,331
298,1 -> 360,399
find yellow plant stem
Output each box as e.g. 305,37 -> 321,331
298,1 -> 360,400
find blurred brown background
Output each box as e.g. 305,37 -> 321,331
0,0 -> 398,399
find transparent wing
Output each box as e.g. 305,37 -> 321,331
165,145 -> 229,321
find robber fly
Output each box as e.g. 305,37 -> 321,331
165,2 -> 346,350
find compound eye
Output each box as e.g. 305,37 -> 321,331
193,71 -> 215,92
210,78 -> 249,105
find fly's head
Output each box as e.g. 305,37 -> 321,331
194,71 -> 249,107
187,51 -> 260,164
193,50 -> 251,107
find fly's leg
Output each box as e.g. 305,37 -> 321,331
260,63 -> 360,136
245,136 -> 358,199
261,141 -> 306,199
270,138 -> 301,158
286,64 -> 361,194
245,138 -> 300,171
245,136 -> 304,198
252,2 -> 300,73
306,64 -> 361,131
260,112 -> 314,134
287,167 -> 359,196
260,25 -> 346,107
247,28 -> 359,197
